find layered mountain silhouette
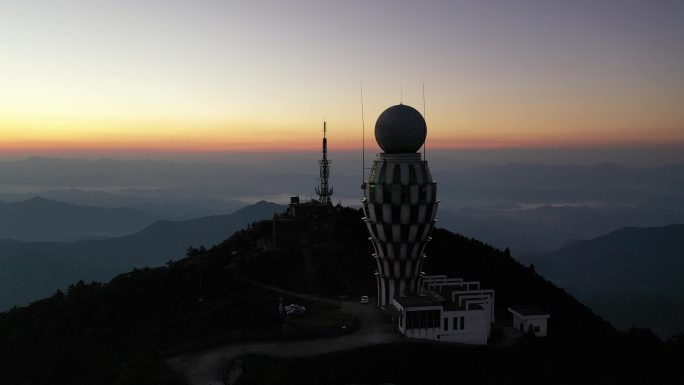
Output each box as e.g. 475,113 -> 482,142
0,201 -> 285,310
528,224 -> 684,337
0,197 -> 162,241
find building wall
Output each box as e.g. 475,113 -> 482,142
393,301 -> 491,346
513,315 -> 548,337
439,309 -> 490,345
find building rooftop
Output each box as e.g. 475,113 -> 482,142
394,295 -> 443,308
508,306 -> 550,317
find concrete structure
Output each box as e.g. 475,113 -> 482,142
508,306 -> 550,337
361,104 -> 438,307
388,275 -> 495,345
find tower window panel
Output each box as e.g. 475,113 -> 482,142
399,243 -> 408,261
374,205 -> 383,224
392,163 -> 402,185
401,185 -> 410,202
409,185 -> 419,205
417,205 -> 426,224
391,184 -> 402,205
409,205 -> 417,223
374,184 -> 383,203
404,259 -> 412,278
414,163 -> 424,184
400,163 -> 409,185
408,225 -> 418,243
376,224 -> 387,242
400,204 -> 410,224
409,164 -> 417,184
392,225 -> 401,243
385,242 -> 395,260
398,278 -> 406,297
383,204 -> 392,224
391,205 -> 401,225
425,185 -> 433,203
379,162 -> 387,184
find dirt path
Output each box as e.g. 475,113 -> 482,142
166,279 -> 400,385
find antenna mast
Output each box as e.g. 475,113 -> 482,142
422,79 -> 427,162
361,81 -> 366,181
316,121 -> 333,204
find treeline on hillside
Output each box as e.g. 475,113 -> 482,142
0,206 -> 682,384
0,245 -> 282,385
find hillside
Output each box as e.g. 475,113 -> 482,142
528,224 -> 684,337
0,201 -> 285,310
0,207 -> 681,384
0,197 -> 161,241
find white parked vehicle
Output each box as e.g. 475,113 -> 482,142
284,304 -> 306,315
360,295 -> 369,304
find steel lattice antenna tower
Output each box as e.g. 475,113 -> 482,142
316,121 -> 333,204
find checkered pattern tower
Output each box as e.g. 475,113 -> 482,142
361,104 -> 438,307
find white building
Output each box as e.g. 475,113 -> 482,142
508,306 -> 550,337
387,274 -> 495,345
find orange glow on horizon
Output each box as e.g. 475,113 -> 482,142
2,114 -> 682,155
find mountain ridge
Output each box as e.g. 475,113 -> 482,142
0,201 -> 286,310
0,196 -> 162,242
527,223 -> 684,337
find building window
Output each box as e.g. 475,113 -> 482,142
450,316 -> 466,330
534,325 -> 540,332
406,310 -> 441,329
443,317 -> 448,331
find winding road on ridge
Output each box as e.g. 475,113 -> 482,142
166,277 -> 401,385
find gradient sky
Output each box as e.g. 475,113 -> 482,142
1,0 -> 683,156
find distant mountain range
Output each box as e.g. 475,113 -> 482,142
2,158 -> 683,252
0,201 -> 286,310
0,197 -> 163,241
0,189 -> 248,220
439,204 -> 684,253
525,224 -> 684,337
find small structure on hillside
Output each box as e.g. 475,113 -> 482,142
508,306 -> 550,337
387,274 -> 495,345
270,122 -> 336,248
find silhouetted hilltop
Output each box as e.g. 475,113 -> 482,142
0,207 -> 681,384
0,201 -> 286,310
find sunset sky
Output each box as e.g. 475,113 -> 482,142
1,0 -> 683,157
